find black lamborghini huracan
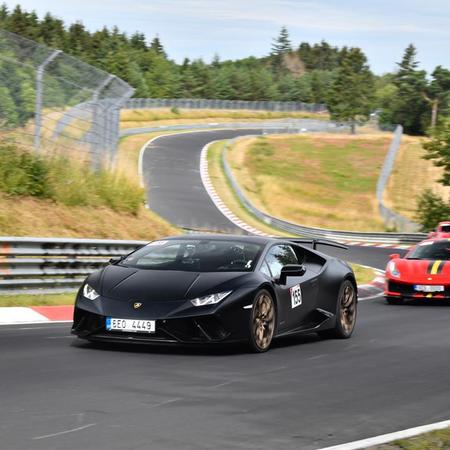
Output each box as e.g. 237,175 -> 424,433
72,235 -> 357,352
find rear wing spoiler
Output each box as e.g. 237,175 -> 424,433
278,238 -> 348,251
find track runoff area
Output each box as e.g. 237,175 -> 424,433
1,129 -> 448,450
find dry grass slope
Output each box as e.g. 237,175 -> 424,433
385,135 -> 450,220
227,134 -> 390,231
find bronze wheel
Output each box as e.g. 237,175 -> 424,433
339,282 -> 357,336
249,290 -> 276,352
318,280 -> 357,339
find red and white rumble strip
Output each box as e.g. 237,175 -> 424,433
0,306 -> 73,325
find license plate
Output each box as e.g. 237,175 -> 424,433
106,317 -> 155,333
414,285 -> 444,292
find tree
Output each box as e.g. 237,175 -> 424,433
422,66 -> 450,128
270,26 -> 292,71
416,189 -> 450,231
326,48 -> 374,133
150,35 -> 166,57
388,44 -> 429,135
423,119 -> 450,185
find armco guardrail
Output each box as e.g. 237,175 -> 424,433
124,98 -> 327,113
0,237 -> 146,294
119,119 -> 344,138
220,138 -> 427,245
375,125 -> 420,232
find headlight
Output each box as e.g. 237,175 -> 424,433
83,283 -> 100,300
387,261 -> 400,277
191,291 -> 232,307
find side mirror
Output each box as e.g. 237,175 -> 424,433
279,264 -> 306,285
389,253 -> 400,260
109,256 -> 124,265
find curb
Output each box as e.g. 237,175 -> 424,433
0,306 -> 73,325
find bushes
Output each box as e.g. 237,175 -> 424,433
0,140 -> 144,215
415,189 -> 450,231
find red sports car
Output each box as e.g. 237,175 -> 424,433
428,221 -> 450,239
384,238 -> 450,304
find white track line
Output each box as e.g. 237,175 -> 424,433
317,419 -> 450,450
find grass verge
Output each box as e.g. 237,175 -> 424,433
0,293 -> 76,307
385,135 -> 450,221
375,426 -> 450,449
226,134 -> 390,231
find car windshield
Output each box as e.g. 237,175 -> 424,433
407,240 -> 450,260
440,225 -> 450,232
121,239 -> 263,272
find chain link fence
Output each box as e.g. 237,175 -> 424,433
124,98 -> 327,113
0,29 -> 134,168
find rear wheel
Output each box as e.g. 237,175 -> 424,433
248,289 -> 276,353
319,280 -> 357,339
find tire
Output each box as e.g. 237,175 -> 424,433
248,289 -> 276,353
318,280 -> 357,339
385,297 -> 404,305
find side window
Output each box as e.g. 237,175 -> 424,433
264,245 -> 299,280
260,260 -> 272,278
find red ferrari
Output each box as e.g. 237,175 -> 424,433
428,221 -> 450,239
385,238 -> 450,304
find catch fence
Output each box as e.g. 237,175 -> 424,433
0,28 -> 134,168
124,98 -> 327,113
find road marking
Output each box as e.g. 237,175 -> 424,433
358,292 -> 384,301
32,423 -> 97,440
317,419 -> 450,450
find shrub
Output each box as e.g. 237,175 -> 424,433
415,189 -> 450,231
0,140 -> 145,215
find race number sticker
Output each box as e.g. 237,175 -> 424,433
290,284 -> 302,308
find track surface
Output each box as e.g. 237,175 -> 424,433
2,129 -> 448,450
142,129 -> 405,269
1,299 -> 449,450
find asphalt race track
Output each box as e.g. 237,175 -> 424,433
142,129 -> 406,269
1,298 -> 450,450
1,129 -> 448,450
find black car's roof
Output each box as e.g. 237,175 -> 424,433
158,234 -> 279,246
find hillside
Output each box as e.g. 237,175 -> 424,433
222,133 -> 391,231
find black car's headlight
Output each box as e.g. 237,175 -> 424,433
83,283 -> 100,300
191,291 -> 232,307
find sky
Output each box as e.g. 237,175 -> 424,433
4,0 -> 450,74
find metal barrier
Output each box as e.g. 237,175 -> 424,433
220,138 -> 427,245
124,98 -> 327,113
119,119 -> 344,138
375,125 -> 420,232
0,237 -> 146,294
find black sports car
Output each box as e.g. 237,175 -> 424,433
72,235 -> 357,352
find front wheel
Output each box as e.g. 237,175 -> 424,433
318,280 -> 357,339
248,289 -> 276,353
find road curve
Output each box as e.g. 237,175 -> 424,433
142,129 -> 406,269
1,299 -> 449,450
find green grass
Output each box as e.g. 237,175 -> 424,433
228,134 -> 390,231
0,293 -> 76,307
350,264 -> 376,285
0,139 -> 145,215
375,427 -> 450,449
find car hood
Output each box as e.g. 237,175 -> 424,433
97,265 -> 251,301
393,259 -> 450,283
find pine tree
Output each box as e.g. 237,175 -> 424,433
270,26 -> 292,71
423,66 -> 450,128
150,35 -> 165,57
388,44 -> 428,134
327,48 -> 374,134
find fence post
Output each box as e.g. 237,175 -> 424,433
34,49 -> 61,152
90,74 -> 114,170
